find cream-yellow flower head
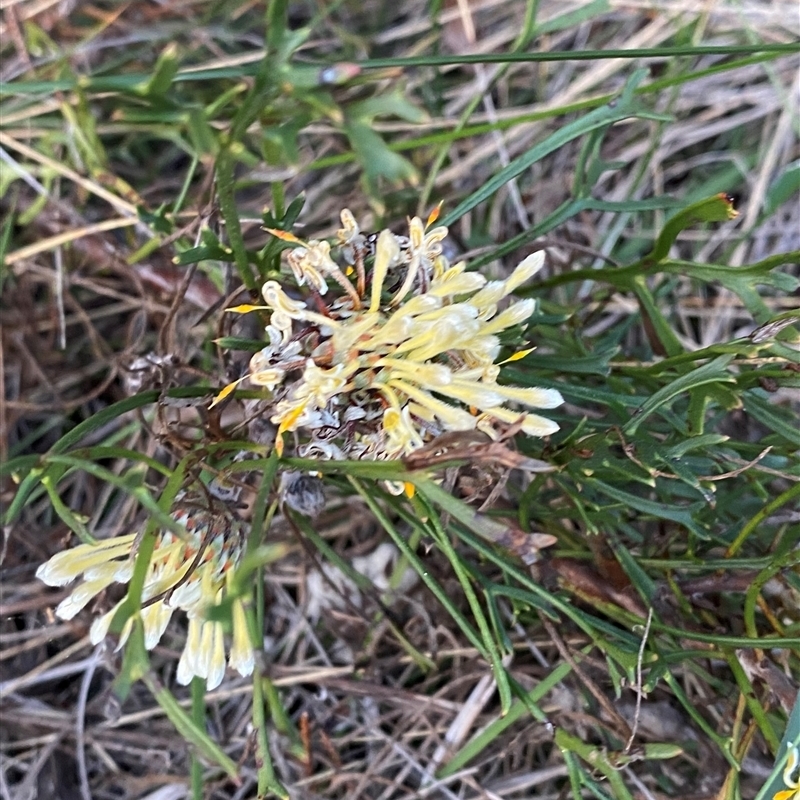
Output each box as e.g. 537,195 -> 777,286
226,208 -> 563,475
36,492 -> 254,690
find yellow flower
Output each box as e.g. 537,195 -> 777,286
231,209 -> 563,465
388,214 -> 448,305
36,493 -> 254,690
775,745 -> 800,800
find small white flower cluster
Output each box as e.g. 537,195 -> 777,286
36,494 -> 253,690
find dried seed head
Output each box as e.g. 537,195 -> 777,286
279,470 -> 326,518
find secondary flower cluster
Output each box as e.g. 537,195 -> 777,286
36,492 -> 253,690
228,208 -> 563,473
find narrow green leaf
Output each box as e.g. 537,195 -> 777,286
535,0 -> 609,34
587,478 -> 709,538
190,678 -> 205,800
555,729 -> 636,799
142,673 -> 239,779
605,530 -> 657,600
5,468 -> 45,527
348,90 -> 427,124
343,118 -> 419,188
50,391 -> 160,456
755,692 -> 800,800
0,201 -> 15,276
417,492 -> 513,715
726,651 -> 780,753
663,671 -> 737,765
644,193 -> 738,265
349,478 -> 490,658
173,243 -> 232,265
665,434 -> 730,458
623,355 -> 735,435
358,43 -> 800,70
763,161 -> 800,218
252,671 -> 290,798
438,658 -> 575,777
440,70 -> 649,226
504,343 -> 619,376
114,618 -> 150,700
41,474 -> 93,543
134,43 -> 180,97
214,336 -> 266,352
0,453 -> 41,479
727,481 -> 800,558
631,275 -> 685,357
187,107 -> 218,156
742,392 -> 800,446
